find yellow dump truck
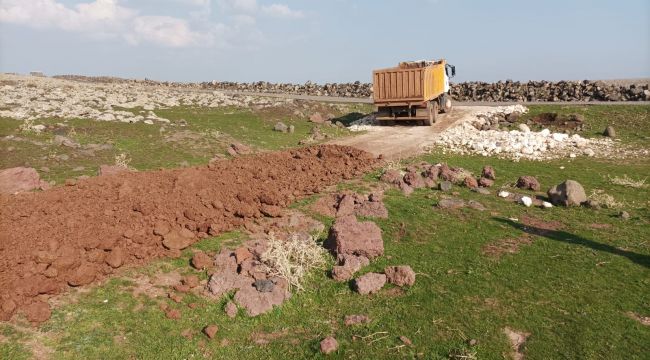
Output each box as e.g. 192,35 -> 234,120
373,59 -> 455,125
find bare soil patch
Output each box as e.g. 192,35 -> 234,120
520,215 -> 564,236
482,236 -> 534,259
0,145 -> 379,323
625,311 -> 650,326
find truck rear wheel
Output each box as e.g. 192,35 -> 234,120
442,97 -> 452,113
424,101 -> 438,126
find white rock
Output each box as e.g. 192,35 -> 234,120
518,124 -> 531,133
498,191 -> 510,198
143,119 -> 154,125
542,201 -> 553,208
520,196 -> 533,207
583,148 -> 595,157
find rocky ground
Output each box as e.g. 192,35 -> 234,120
0,74 -> 359,124
0,73 -> 648,359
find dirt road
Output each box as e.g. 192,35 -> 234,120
330,106 -> 488,159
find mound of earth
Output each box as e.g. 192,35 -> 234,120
0,145 -> 379,323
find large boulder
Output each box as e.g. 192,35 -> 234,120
547,180 -> 587,206
325,216 -> 383,259
0,167 -> 50,194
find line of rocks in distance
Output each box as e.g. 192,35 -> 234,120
51,75 -> 650,102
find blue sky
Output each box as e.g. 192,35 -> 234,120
1,0 -> 648,83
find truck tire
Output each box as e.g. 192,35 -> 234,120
442,96 -> 453,113
424,101 -> 438,126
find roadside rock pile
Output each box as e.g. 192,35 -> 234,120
450,80 -> 650,102
435,106 -> 627,160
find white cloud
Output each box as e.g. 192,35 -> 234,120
217,0 -> 304,18
0,0 -> 302,48
261,4 -> 303,18
128,16 -> 209,47
0,0 -> 220,47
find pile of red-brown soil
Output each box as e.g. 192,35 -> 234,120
0,145 -> 380,323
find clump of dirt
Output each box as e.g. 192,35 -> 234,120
530,112 -> 584,131
0,145 -> 379,323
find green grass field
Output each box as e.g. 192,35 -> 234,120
1,105 -> 648,359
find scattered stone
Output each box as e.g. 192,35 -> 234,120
463,176 -> 478,189
482,166 -> 496,180
542,201 -> 553,208
380,169 -> 403,185
518,124 -> 530,133
439,181 -> 453,192
468,200 -> 487,211
203,324 -> 219,339
353,272 -> 386,295
344,314 -> 371,326
604,126 -> 616,138
478,177 -> 494,188
310,112 -> 324,123
437,198 -> 466,209
498,191 -> 511,198
320,336 -> 338,355
519,196 -> 533,207
619,211 -> 630,220
0,167 -> 50,194
403,171 -> 425,188
273,122 -> 288,132
547,180 -> 587,206
472,187 -> 491,195
288,125 -> 295,133
384,265 -> 416,287
326,216 -> 383,259
516,176 -> 541,191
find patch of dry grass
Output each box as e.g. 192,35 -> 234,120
589,190 -> 624,209
260,233 -> 328,291
114,153 -> 132,168
607,174 -> 647,189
